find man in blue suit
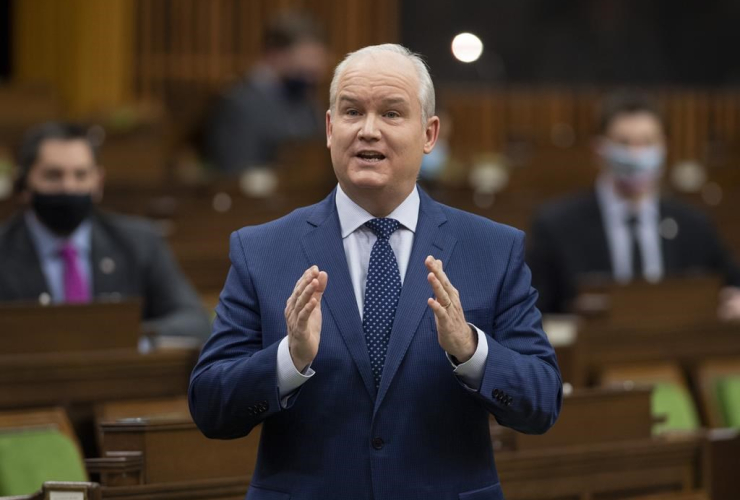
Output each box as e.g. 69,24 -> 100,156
189,44 -> 562,500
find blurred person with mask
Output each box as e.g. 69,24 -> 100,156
528,92 -> 740,318
204,13 -> 328,174
0,122 -> 211,342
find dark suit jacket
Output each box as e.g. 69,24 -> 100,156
204,73 -> 323,173
0,210 -> 211,339
189,188 -> 562,500
527,189 -> 740,314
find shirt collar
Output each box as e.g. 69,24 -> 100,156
24,210 -> 93,259
595,174 -> 659,222
335,184 -> 420,238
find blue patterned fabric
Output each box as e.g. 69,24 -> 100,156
189,186 -> 562,500
363,218 -> 402,390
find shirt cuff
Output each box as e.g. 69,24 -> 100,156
446,324 -> 488,391
277,336 -> 315,406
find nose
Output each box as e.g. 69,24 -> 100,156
59,173 -> 84,194
358,114 -> 381,141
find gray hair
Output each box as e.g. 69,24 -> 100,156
329,44 -> 436,124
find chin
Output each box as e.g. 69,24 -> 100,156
346,172 -> 390,191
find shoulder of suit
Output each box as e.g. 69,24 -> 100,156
233,203 -> 317,240
0,213 -> 28,248
660,195 -> 709,220
93,211 -> 163,239
659,196 -> 716,232
434,201 -> 524,241
532,190 -> 598,225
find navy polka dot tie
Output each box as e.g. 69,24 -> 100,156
363,218 -> 402,390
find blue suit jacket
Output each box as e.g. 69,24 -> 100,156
189,187 -> 562,500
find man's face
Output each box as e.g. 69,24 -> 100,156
602,111 -> 665,150
326,52 -> 439,203
25,139 -> 102,197
282,40 -> 328,85
596,111 -> 666,198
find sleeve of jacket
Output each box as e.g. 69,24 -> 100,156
140,229 -> 211,341
468,230 -> 563,435
188,230 -> 292,439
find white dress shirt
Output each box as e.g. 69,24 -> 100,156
276,185 -> 489,405
595,175 -> 663,283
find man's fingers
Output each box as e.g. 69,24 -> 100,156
314,271 -> 329,295
286,266 -> 319,315
425,256 -> 455,294
427,297 -> 447,321
296,297 -> 319,330
427,272 -> 451,309
293,279 -> 318,319
435,258 -> 458,296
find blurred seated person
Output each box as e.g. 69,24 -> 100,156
203,13 -> 328,174
0,122 -> 211,341
528,92 -> 740,319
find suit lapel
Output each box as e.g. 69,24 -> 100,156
585,190 -> 613,274
9,216 -> 50,299
375,190 -> 457,411
90,215 -> 132,299
301,192 -> 377,400
658,200 -> 680,273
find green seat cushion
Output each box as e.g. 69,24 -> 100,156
651,382 -> 700,434
0,428 -> 87,496
716,376 -> 740,428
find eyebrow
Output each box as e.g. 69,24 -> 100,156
337,95 -> 410,107
380,97 -> 409,107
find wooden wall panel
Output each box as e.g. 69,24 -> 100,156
13,0 -> 134,117
441,88 -> 740,171
133,0 -> 400,113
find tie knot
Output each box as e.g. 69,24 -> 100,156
625,214 -> 640,229
59,242 -> 77,260
365,218 -> 401,240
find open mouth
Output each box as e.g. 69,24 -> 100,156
356,151 -> 387,162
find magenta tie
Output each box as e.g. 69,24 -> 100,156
59,242 -> 90,303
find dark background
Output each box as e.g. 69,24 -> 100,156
401,0 -> 740,85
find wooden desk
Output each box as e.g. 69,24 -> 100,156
0,301 -> 141,355
497,436 -> 703,500
492,387 -> 705,500
572,321 -> 740,387
0,348 -> 198,456
499,387 -> 653,451
90,416 -> 258,492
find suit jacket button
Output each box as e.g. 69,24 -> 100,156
372,437 -> 384,450
493,389 -> 500,397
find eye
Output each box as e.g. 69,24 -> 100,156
345,109 -> 360,117
384,111 -> 401,119
43,170 -> 62,181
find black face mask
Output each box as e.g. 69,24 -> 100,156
31,192 -> 93,236
283,75 -> 316,101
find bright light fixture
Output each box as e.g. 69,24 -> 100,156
451,33 -> 483,63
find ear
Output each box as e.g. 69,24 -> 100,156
325,109 -> 333,149
423,115 -> 441,154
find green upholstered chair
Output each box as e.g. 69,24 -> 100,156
716,376 -> 740,428
0,428 -> 87,496
651,382 -> 701,434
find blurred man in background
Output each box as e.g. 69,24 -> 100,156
528,92 -> 740,318
203,13 -> 329,174
0,122 -> 211,341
